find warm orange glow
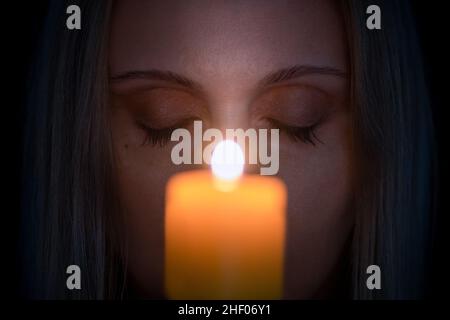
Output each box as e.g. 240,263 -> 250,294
165,170 -> 287,299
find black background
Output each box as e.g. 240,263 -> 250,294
4,0 -> 448,305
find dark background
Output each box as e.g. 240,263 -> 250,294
4,1 -> 447,301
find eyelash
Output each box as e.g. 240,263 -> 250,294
137,119 -> 322,148
267,118 -> 322,146
136,120 -> 177,147
137,118 -> 200,147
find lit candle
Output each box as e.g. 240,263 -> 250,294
165,140 -> 287,299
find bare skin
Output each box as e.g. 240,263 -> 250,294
110,0 -> 354,299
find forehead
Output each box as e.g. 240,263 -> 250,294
109,0 -> 347,81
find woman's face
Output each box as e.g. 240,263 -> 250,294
110,0 -> 353,298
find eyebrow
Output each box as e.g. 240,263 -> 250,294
110,64 -> 347,90
260,65 -> 348,86
110,69 -> 200,90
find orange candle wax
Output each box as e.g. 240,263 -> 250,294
164,169 -> 287,299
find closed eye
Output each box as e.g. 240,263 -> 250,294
136,117 -> 199,147
267,118 -> 323,146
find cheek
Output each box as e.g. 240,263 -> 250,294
111,111 -> 176,297
117,149 -> 186,297
278,112 -> 354,298
116,151 -> 168,297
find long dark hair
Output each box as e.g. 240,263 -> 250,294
342,0 -> 435,299
21,0 -> 121,299
21,0 -> 435,299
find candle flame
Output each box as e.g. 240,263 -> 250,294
211,140 -> 244,181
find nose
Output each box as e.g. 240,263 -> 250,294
209,100 -> 251,171
207,102 -> 267,175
